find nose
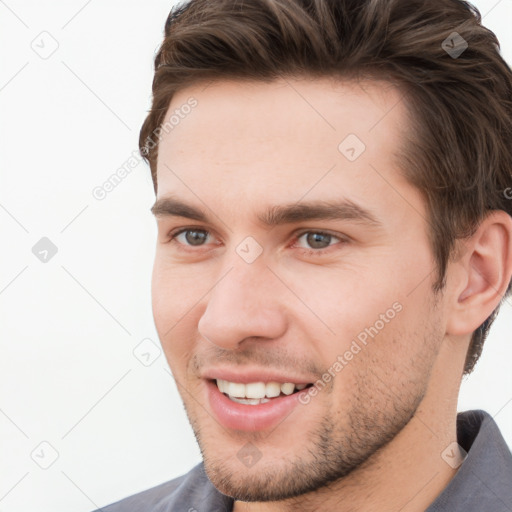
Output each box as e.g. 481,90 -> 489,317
197,259 -> 288,350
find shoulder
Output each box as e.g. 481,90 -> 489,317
91,463 -> 233,512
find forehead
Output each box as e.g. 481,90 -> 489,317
155,76 -> 420,227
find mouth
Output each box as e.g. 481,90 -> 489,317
205,377 -> 314,431
215,379 -> 310,405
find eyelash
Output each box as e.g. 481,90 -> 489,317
166,227 -> 347,256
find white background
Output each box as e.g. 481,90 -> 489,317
0,1 -> 511,511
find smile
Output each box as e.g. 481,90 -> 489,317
205,377 -> 314,431
216,379 -> 308,405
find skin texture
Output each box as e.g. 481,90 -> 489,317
151,77 -> 512,512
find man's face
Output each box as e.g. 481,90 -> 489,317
152,77 -> 447,501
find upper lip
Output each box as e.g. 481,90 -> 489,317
201,367 -> 314,385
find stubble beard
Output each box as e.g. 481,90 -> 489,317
184,375 -> 427,503
181,297 -> 443,502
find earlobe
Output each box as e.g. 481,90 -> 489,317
446,210 -> 512,336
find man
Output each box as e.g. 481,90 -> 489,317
95,0 -> 512,510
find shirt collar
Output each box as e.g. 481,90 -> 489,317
426,409 -> 512,510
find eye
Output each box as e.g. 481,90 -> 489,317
169,228 -> 212,247
293,230 -> 345,255
167,227 -> 346,255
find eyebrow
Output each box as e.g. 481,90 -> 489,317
151,196 -> 383,228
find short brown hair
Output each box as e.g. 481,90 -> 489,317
140,0 -> 512,374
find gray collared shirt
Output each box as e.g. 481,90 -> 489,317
94,409 -> 512,511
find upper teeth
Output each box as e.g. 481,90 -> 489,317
216,379 -> 307,399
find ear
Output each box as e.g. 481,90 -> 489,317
446,210 -> 512,336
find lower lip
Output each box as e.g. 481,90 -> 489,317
206,380 -> 307,431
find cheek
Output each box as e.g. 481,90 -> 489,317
281,260 -> 400,335
287,263 -> 429,374
153,298 -> 198,380
151,256 -> 205,330
151,259 -> 208,372
151,261 -> 173,335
